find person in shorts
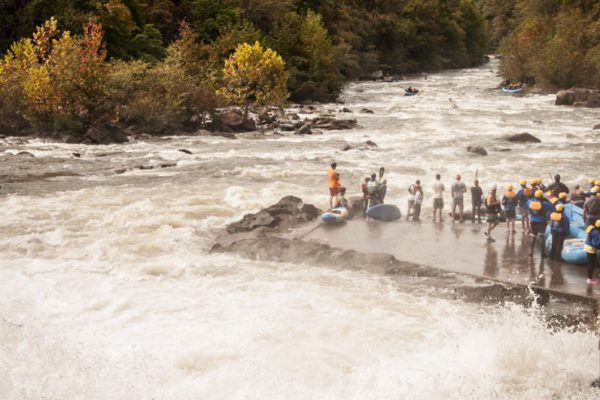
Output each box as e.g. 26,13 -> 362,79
451,174 -> 467,222
484,185 -> 501,242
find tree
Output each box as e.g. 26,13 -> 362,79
219,41 -> 288,119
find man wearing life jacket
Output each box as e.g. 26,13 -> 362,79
584,188 -> 600,225
516,179 -> 532,234
526,190 -> 553,257
502,184 -> 518,235
549,203 -> 570,261
484,184 -> 501,243
584,220 -> 600,285
367,173 -> 381,208
556,192 -> 568,205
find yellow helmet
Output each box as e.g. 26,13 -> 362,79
519,179 -> 527,186
589,178 -> 596,184
506,184 -> 513,191
555,204 -> 565,212
535,190 -> 543,198
559,192 -> 567,199
530,178 -> 537,185
596,220 -> 600,229
595,180 -> 600,187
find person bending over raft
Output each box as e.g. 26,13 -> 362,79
527,190 -> 553,257
502,184 -> 518,235
516,180 -> 532,234
571,185 -> 586,208
484,185 -> 501,243
334,187 -> 352,213
549,203 -> 570,261
584,188 -> 600,225
585,220 -> 600,284
470,180 -> 483,223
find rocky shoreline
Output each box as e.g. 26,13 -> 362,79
211,196 -> 598,329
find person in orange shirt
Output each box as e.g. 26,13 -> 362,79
327,162 -> 341,207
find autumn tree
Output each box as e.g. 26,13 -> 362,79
219,41 -> 288,119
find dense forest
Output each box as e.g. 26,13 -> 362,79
479,0 -> 600,90
0,0 -> 489,138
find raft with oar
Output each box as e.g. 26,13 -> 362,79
321,207 -> 349,224
404,91 -> 419,96
366,204 -> 401,221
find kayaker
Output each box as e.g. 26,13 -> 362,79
547,174 -> 569,196
432,174 -> 445,223
585,220 -> 600,284
527,190 -> 553,257
516,179 -> 532,234
502,184 -> 518,235
451,174 -> 467,223
549,203 -> 570,261
470,179 -> 483,224
327,162 -> 340,208
484,185 -> 501,243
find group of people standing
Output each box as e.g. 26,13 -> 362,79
326,164 -> 600,285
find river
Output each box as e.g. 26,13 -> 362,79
1,57 -> 599,399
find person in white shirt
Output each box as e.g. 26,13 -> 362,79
433,174 -> 445,223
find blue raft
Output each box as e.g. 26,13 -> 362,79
321,207 -> 348,224
366,204 -> 401,221
502,87 -> 522,93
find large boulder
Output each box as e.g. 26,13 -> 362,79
217,110 -> 244,129
84,123 -> 128,145
295,124 -> 312,135
556,88 -> 600,108
466,145 -> 488,156
225,196 -> 321,234
504,132 -> 541,143
593,124 -> 600,130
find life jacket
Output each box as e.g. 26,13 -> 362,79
523,187 -> 532,197
503,191 -> 517,211
585,225 -> 599,254
550,212 -> 566,234
528,199 -> 544,218
367,180 -> 379,196
572,190 -> 585,203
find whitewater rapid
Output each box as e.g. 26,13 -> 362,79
1,58 -> 600,399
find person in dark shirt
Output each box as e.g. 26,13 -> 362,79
546,174 -> 569,197
470,180 -> 483,223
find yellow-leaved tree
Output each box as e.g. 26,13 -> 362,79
219,41 -> 288,120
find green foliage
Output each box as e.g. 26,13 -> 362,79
268,10 -> 344,101
498,1 -> 600,89
219,41 -> 288,116
189,0 -> 240,42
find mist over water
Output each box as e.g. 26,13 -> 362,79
1,58 -> 600,399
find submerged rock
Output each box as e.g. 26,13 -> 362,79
295,124 -> 312,135
84,123 -> 128,145
556,88 -> 600,108
504,132 -> 541,143
593,124 -> 600,130
178,149 -> 192,155
308,117 -> 358,130
360,108 -> 374,114
466,145 -> 487,156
